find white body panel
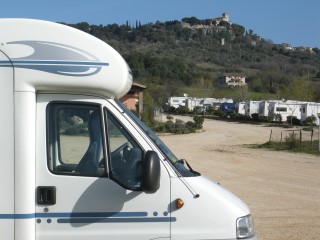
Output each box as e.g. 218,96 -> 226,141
171,176 -> 249,240
0,19 -> 132,98
15,92 -> 36,240
0,50 -> 14,240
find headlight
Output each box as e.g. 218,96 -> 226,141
236,214 -> 255,239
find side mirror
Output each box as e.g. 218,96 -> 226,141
142,151 -> 160,193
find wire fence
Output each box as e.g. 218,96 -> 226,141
268,128 -> 320,153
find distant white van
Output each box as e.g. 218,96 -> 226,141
0,19 -> 256,240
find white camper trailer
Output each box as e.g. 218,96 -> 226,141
168,97 -> 189,109
185,98 -> 203,112
258,100 -> 280,119
0,19 -> 256,240
268,100 -> 302,122
258,101 -> 269,118
244,101 -> 261,118
301,102 -> 320,125
235,102 -> 246,115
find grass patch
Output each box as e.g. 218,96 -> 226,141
253,140 -> 320,156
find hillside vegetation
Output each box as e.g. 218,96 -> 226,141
66,17 -> 320,107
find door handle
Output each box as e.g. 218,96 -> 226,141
37,186 -> 56,205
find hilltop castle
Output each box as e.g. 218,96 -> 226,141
181,12 -> 231,29
210,13 -> 230,25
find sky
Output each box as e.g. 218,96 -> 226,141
1,0 -> 320,48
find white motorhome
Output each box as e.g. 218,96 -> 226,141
0,19 -> 256,240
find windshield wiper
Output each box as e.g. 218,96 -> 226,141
177,159 -> 201,176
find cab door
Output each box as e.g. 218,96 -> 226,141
35,94 -> 171,240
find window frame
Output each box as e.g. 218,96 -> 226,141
46,101 -> 107,177
104,107 -> 145,191
276,107 -> 287,112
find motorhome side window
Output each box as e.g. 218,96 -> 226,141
47,103 -> 105,177
105,110 -> 143,190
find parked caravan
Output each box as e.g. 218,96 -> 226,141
185,98 -> 203,112
301,102 -> 320,125
220,102 -> 236,114
168,97 -> 189,109
258,101 -> 270,119
235,102 -> 246,115
268,100 -> 302,122
0,19 -> 256,240
244,101 -> 261,118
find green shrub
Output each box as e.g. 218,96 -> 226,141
192,106 -> 202,115
175,119 -> 189,134
153,117 -> 200,134
154,122 -> 167,133
213,109 -> 226,118
176,106 -> 189,114
205,105 -> 214,115
185,121 -> 196,132
164,120 -> 175,133
167,106 -> 177,113
193,115 -> 204,129
284,132 -> 298,149
287,116 -> 300,125
303,115 -> 317,126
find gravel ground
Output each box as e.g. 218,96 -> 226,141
159,115 -> 320,240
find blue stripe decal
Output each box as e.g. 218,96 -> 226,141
35,212 -> 147,218
0,213 -> 35,219
0,60 -> 108,67
0,61 -> 12,66
0,60 -> 109,76
0,40 -> 110,76
57,217 -> 176,224
0,212 -> 147,219
0,212 -> 177,223
11,60 -> 109,67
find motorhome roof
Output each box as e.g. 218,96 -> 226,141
0,18 -> 132,98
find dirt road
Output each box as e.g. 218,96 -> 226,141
159,116 -> 320,240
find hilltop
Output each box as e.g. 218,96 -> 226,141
66,14 -> 320,107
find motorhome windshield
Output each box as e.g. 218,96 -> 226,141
115,99 -> 196,177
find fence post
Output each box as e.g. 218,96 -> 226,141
300,130 -> 302,149
280,131 -> 283,146
269,129 -> 272,142
319,125 -> 320,152
311,129 -> 314,150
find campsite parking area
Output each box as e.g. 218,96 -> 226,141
159,115 -> 320,240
